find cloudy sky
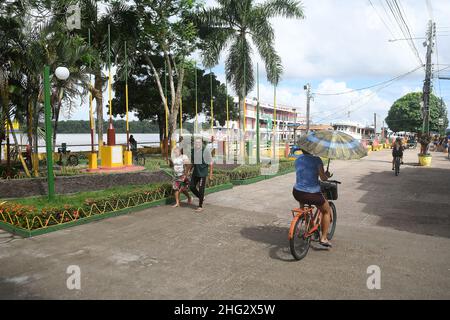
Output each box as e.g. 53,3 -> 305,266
65,0 -> 450,127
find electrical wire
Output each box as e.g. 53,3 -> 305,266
368,0 -> 397,39
386,0 -> 424,66
312,65 -> 424,123
314,65 -> 424,96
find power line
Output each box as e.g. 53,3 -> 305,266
384,0 -> 423,66
312,65 -> 424,123
314,65 -> 424,96
368,0 -> 397,38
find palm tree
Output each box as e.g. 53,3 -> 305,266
197,0 -> 304,129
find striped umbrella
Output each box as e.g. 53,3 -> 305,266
297,130 -> 367,160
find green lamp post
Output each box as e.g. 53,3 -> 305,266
44,65 -> 70,200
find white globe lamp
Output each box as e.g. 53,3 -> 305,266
55,67 -> 70,81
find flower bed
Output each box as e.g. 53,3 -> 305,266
207,173 -> 230,187
213,160 -> 295,185
214,165 -> 262,181
0,183 -> 173,232
0,174 -> 233,237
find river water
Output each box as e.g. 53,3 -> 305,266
2,133 -> 160,152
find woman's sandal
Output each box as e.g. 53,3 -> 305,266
319,241 -> 332,248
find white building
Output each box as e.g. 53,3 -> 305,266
219,98 -> 305,141
332,121 -> 375,140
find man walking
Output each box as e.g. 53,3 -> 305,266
189,137 -> 213,212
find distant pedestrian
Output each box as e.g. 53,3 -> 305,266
129,135 -> 137,152
189,137 -> 213,212
392,138 -> 404,170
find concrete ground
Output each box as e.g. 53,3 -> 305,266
1,148 -> 449,299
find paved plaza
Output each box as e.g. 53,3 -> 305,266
1,149 -> 449,299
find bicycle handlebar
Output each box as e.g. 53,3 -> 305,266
327,180 -> 342,184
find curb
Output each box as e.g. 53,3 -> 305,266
0,183 -> 234,238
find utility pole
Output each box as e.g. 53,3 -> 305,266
304,84 -> 312,134
422,20 -> 436,135
374,113 -> 377,139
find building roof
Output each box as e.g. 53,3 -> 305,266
295,124 -> 333,131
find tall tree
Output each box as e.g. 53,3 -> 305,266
104,0 -> 199,145
386,92 -> 448,133
196,0 -> 304,129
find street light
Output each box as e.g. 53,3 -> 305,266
44,65 -> 70,201
55,67 -> 70,81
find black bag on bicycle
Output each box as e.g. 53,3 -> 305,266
320,181 -> 338,200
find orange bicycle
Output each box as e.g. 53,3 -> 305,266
288,180 -> 341,260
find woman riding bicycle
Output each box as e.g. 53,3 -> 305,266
293,149 -> 333,248
392,138 -> 404,170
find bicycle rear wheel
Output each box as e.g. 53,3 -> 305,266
68,155 -> 79,167
135,154 -> 146,166
289,214 -> 312,261
395,157 -> 400,176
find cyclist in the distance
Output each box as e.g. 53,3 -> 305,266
392,137 -> 404,170
293,149 -> 333,248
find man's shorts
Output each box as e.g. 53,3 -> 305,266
292,188 -> 326,207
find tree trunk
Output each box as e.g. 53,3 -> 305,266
239,93 -> 245,132
52,102 -> 61,149
94,71 -> 104,151
157,113 -> 164,143
33,101 -> 39,155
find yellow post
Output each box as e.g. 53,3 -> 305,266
226,83 -> 230,157
18,154 -> 31,178
210,95 -> 214,136
123,80 -> 132,166
88,152 -> 98,170
126,84 -> 129,136
123,150 -> 132,166
195,63 -> 198,133
32,153 -> 39,177
180,96 -> 183,131
108,70 -> 112,119
273,85 -> 277,159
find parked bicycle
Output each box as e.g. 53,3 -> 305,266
133,150 -> 146,166
56,143 -> 78,167
289,180 -> 341,261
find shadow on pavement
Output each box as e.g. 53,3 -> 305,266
240,225 -> 297,262
357,166 -> 450,238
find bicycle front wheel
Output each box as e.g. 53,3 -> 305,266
289,214 -> 312,261
327,202 -> 337,240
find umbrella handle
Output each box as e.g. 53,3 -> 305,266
326,158 -> 330,172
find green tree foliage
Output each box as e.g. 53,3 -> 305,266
112,61 -> 238,140
195,0 -> 305,128
386,92 -> 448,133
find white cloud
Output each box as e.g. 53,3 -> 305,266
65,0 -> 450,126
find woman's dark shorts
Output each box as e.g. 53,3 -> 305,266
293,188 -> 326,207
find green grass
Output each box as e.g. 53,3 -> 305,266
11,183 -> 168,211
144,157 -> 167,172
